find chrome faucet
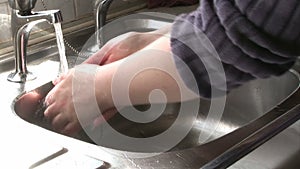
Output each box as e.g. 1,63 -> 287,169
93,0 -> 114,49
7,0 -> 63,83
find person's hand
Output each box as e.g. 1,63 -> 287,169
83,32 -> 157,65
43,70 -> 81,135
44,66 -> 117,136
44,25 -> 173,136
84,25 -> 171,65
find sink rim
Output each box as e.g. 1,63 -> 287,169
11,69 -> 300,152
6,21 -> 300,166
5,13 -> 300,168
1,9 -> 299,169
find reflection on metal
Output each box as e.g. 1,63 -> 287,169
94,0 -> 114,49
3,14 -> 300,168
7,0 -> 63,83
202,104 -> 300,169
13,70 -> 300,168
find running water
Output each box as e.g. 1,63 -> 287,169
53,23 -> 68,74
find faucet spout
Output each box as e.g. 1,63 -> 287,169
7,6 -> 63,83
17,10 -> 63,24
93,0 -> 114,49
95,0 -> 114,31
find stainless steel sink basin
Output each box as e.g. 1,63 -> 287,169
92,70 -> 300,151
5,13 -> 300,168
10,13 -> 300,153
12,69 -> 300,151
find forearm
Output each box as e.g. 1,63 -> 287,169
149,23 -> 171,37
126,24 -> 172,52
95,36 -> 198,112
84,24 -> 172,65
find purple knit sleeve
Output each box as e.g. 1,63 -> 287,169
171,0 -> 298,98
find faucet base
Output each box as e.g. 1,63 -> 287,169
7,71 -> 36,83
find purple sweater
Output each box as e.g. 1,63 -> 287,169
171,0 -> 299,98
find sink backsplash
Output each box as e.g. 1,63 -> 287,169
0,0 -> 147,54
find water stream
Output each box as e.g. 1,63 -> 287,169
53,23 -> 69,74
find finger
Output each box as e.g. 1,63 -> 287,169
44,79 -> 64,106
61,122 -> 82,136
99,44 -> 122,65
44,104 -> 60,120
44,93 -> 55,106
51,113 -> 69,132
84,43 -> 114,65
83,48 -> 106,65
44,84 -> 60,106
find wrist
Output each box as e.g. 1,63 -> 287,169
95,65 -> 114,113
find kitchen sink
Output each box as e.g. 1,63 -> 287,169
12,63 -> 300,152
1,11 -> 298,169
10,13 -> 300,154
90,70 -> 300,152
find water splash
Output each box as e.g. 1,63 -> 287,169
53,23 -> 68,74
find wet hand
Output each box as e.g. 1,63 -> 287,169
84,31 -> 163,65
44,69 -> 82,135
44,66 -> 117,136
